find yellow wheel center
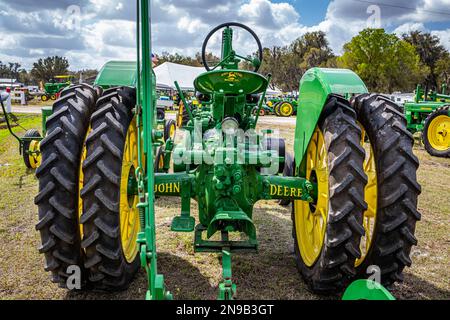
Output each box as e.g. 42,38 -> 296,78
169,124 -> 175,139
119,120 -> 140,263
28,140 -> 41,169
428,115 -> 450,151
280,103 -> 292,116
177,103 -> 184,127
294,127 -> 328,267
356,126 -> 378,267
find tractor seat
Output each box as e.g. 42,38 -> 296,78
194,70 -> 268,95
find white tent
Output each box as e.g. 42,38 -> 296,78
265,84 -> 283,96
154,62 -> 205,91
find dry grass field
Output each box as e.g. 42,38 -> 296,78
0,114 -> 449,300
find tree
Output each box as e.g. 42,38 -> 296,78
157,52 -> 202,67
70,69 -> 99,84
403,31 -> 447,89
338,28 -> 425,93
435,53 -> 450,90
31,56 -> 70,83
0,61 -> 24,79
258,31 -> 335,91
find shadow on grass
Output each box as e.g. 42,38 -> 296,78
63,202 -> 333,300
63,202 -> 442,301
64,253 -> 214,300
392,273 -> 450,300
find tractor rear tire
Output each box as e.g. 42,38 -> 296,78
422,106 -> 450,158
23,129 -> 42,169
352,94 -> 421,287
155,146 -> 166,173
273,102 -> 281,116
292,95 -> 367,294
80,87 -> 140,291
176,102 -> 191,128
164,119 -> 176,142
279,102 -> 294,117
157,107 -> 165,120
35,84 -> 97,288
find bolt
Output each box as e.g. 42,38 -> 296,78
232,185 -> 242,194
216,181 -> 224,190
216,166 -> 225,176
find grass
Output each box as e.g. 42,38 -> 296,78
0,114 -> 449,300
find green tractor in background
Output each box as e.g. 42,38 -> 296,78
33,0 -> 420,300
40,75 -> 73,102
272,97 -> 298,117
404,84 -> 450,157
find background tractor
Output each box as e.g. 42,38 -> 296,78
272,98 -> 298,117
34,0 -> 420,300
40,75 -> 73,101
0,92 -> 45,169
404,84 -> 450,157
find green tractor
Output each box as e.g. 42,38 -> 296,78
404,84 -> 450,157
271,98 -> 298,117
34,0 -> 420,300
40,75 -> 73,102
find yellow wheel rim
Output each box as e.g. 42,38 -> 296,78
177,103 -> 184,127
119,120 -> 140,263
158,152 -> 165,170
50,94 -> 57,100
28,140 -> 41,169
280,102 -> 293,116
356,126 -> 377,266
294,127 -> 328,267
78,127 -> 91,239
427,115 -> 450,151
41,95 -> 48,102
169,123 -> 176,139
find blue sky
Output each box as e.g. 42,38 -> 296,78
0,0 -> 449,70
274,0 -> 329,25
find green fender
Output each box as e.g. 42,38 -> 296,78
342,280 -> 395,300
94,60 -> 137,89
294,68 -> 368,169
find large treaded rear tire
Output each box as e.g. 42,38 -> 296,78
292,95 -> 367,294
35,84 -> 97,287
80,87 -> 139,291
352,94 -> 421,287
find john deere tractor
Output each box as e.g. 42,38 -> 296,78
40,75 -> 73,101
34,0 -> 420,300
404,84 -> 450,157
273,98 -> 298,117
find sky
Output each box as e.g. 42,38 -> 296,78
0,0 -> 449,71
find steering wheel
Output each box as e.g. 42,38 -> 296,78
201,22 -> 263,73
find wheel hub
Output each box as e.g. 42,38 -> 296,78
119,122 -> 140,263
294,127 -> 328,267
428,115 -> 450,151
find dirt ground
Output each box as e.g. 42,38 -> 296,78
0,114 -> 449,300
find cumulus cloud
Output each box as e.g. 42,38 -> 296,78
0,0 -> 448,70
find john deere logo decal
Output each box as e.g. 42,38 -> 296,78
222,72 -> 242,83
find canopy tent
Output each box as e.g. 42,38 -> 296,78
265,84 -> 283,96
266,87 -> 283,96
154,62 -> 205,91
